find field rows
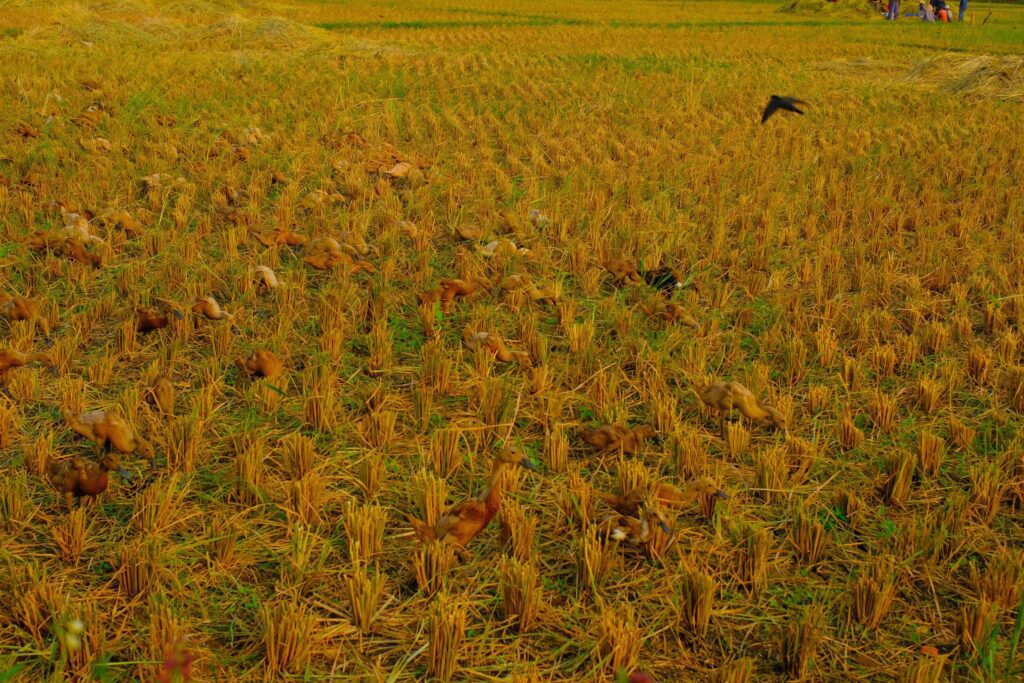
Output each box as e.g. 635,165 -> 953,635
1,0 -> 1023,681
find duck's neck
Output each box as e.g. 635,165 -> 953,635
737,395 -> 770,420
679,485 -> 703,507
483,460 -> 510,513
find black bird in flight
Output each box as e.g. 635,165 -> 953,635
761,95 -> 808,124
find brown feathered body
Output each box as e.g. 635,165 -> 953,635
408,447 -> 536,549
500,274 -> 556,303
699,381 -> 787,435
253,265 -> 279,290
480,239 -> 529,258
603,259 -> 643,286
192,296 -> 232,321
454,225 -> 482,241
597,508 -> 668,546
579,424 -> 656,453
63,409 -> 154,461
462,330 -> 531,367
153,377 -> 175,415
640,300 -> 699,327
0,296 -> 38,322
254,227 -> 306,248
137,307 -> 171,333
0,350 -> 51,379
418,277 -> 490,312
234,349 -> 283,380
47,453 -> 122,508
25,231 -> 104,266
601,479 -> 729,516
303,237 -> 375,272
336,231 -> 371,256
104,209 -> 143,237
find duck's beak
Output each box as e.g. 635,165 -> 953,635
521,460 -> 540,472
172,310 -> 184,320
117,468 -> 133,481
715,489 -> 730,500
658,520 -> 673,534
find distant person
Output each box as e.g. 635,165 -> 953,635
886,0 -> 900,19
958,0 -> 967,20
908,1 -> 927,18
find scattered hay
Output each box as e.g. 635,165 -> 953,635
779,0 -> 879,18
194,14 -> 328,48
905,55 -> 1024,101
814,56 -> 898,77
160,0 -> 252,14
11,3 -> 326,50
24,9 -> 176,46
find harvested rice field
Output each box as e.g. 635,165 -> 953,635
1,0 -> 1024,680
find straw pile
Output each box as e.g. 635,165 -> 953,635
905,55 -> 1024,101
779,0 -> 880,18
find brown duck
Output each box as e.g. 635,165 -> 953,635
698,381 -> 787,437
601,479 -> 729,516
137,306 -> 183,333
408,447 -> 539,557
597,506 -> 672,545
462,329 -> 532,367
234,349 -> 284,380
63,409 -> 155,462
0,350 -> 52,380
152,377 -> 176,415
603,259 -> 643,286
192,296 -> 233,321
47,453 -> 131,509
579,424 -> 657,454
417,276 -> 491,313
0,295 -> 38,322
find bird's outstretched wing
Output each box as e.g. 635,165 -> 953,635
784,98 -> 808,115
761,96 -> 808,123
761,98 -> 782,124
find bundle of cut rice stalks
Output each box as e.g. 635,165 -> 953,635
779,0 -> 880,19
905,55 -> 1024,101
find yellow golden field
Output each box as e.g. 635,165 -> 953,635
2,0 -> 1024,680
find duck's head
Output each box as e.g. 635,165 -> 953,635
137,439 -> 155,460
764,406 -> 788,434
633,424 -> 661,444
99,453 -> 132,480
691,478 -> 730,500
497,446 -> 539,472
639,502 -> 672,535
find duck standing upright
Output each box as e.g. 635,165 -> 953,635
408,446 -> 539,558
